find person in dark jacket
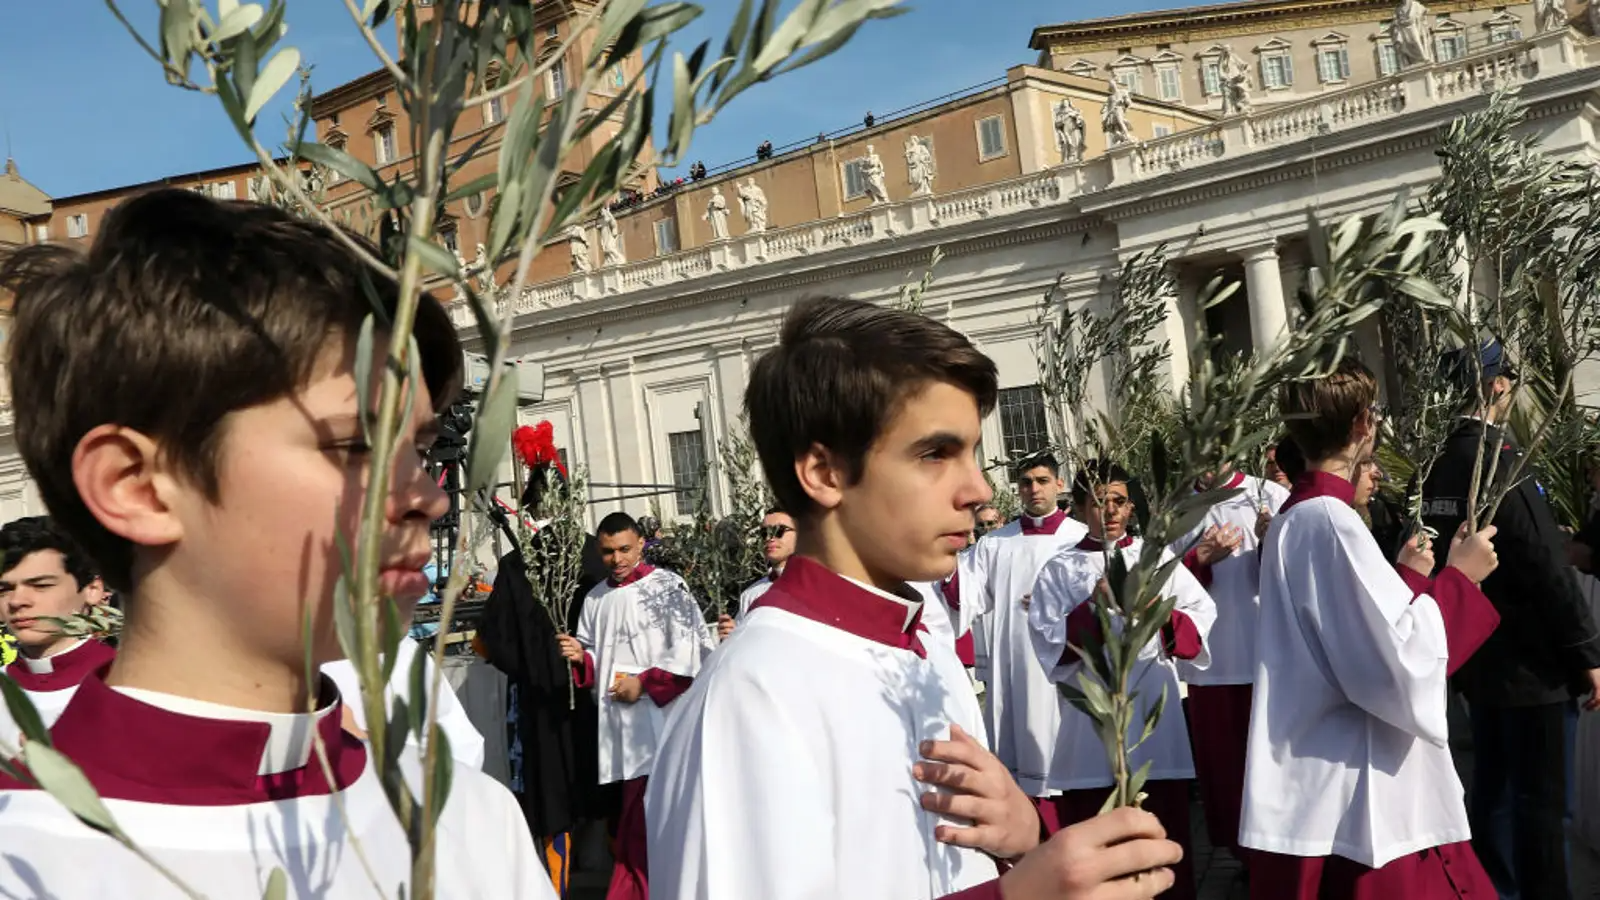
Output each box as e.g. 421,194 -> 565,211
1420,340 -> 1600,900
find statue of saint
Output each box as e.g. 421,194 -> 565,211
736,178 -> 769,233
1053,98 -> 1087,163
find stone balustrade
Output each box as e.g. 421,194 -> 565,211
445,29 -> 1587,331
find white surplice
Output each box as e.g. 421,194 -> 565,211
645,556 -> 999,900
1168,473 -> 1289,684
321,637 -> 487,770
736,574 -> 774,619
576,565 -> 712,784
0,672 -> 552,899
1029,537 -> 1216,790
1241,488 -> 1480,868
955,511 -> 1087,795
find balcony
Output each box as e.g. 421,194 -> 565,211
447,28 -> 1593,330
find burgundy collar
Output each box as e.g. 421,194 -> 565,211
749,556 -> 927,657
608,562 -> 656,589
1020,509 -> 1071,536
1281,470 -> 1355,514
0,665 -> 367,805
2,638 -> 116,693
1195,470 -> 1247,493
1075,533 -> 1135,552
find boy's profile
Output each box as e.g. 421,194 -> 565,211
0,188 -> 549,898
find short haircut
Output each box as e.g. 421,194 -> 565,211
746,296 -> 999,519
975,503 -> 999,516
1015,452 -> 1061,480
764,506 -> 789,518
0,188 -> 463,591
0,516 -> 96,590
1275,436 -> 1307,482
1070,459 -> 1132,507
1280,357 -> 1378,464
597,512 -> 642,539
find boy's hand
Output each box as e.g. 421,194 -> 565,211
556,634 -> 585,663
914,724 -> 1041,859
717,615 -> 736,640
340,703 -> 368,742
1582,668 -> 1600,713
999,807 -> 1182,900
1446,523 -> 1499,584
1397,531 -> 1435,578
1254,508 -> 1273,540
1194,525 -> 1242,565
610,675 -> 643,704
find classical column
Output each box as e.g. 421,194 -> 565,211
1241,241 -> 1289,352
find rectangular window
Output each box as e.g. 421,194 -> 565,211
1157,66 -> 1181,101
1261,53 -> 1293,89
375,125 -> 396,164
1377,42 -> 1400,76
998,385 -> 1051,471
1201,60 -> 1223,96
977,115 -> 1007,161
654,218 -> 678,254
548,62 -> 567,99
1153,124 -> 1172,138
1489,23 -> 1518,43
1113,68 -> 1141,94
34,225 -> 47,242
1435,34 -> 1466,61
440,226 -> 458,254
212,181 -> 237,200
841,159 -> 869,199
485,95 -> 504,126
668,429 -> 708,513
1317,47 -> 1351,83
66,214 -> 88,239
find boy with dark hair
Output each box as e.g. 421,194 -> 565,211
647,297 -> 1184,899
1242,357 -> 1501,899
558,510 -> 710,900
0,515 -> 113,751
951,450 -> 1087,830
1029,460 -> 1215,900
0,188 -> 548,898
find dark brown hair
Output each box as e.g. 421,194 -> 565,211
0,188 -> 462,591
1279,357 -> 1378,464
1070,459 -> 1131,506
745,296 -> 998,519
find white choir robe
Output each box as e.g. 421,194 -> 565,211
1028,535 -> 1216,791
954,510 -> 1087,796
1241,472 -> 1499,874
736,573 -> 775,620
0,669 -> 552,899
575,564 -> 713,784
645,555 -> 1003,900
322,637 -> 487,770
0,637 -> 115,754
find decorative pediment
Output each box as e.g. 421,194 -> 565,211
1431,16 -> 1464,33
1196,44 -> 1232,60
1108,53 -> 1146,68
1310,31 -> 1350,46
1148,49 -> 1185,64
1063,58 -> 1099,77
1253,36 -> 1293,53
366,106 -> 397,132
322,125 -> 349,148
1484,10 -> 1522,28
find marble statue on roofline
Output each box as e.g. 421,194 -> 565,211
905,136 -> 936,195
1103,78 -> 1134,147
703,186 -> 731,240
599,205 -> 625,266
1053,98 -> 1087,164
736,178 -> 769,233
567,224 -> 591,273
862,145 -> 889,204
1393,0 -> 1434,67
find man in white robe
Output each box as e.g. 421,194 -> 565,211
1030,462 -> 1215,900
559,511 -> 712,900
646,296 -> 1185,900
1169,467 -> 1287,857
721,508 -> 797,636
953,453 -> 1086,826
1241,357 -> 1502,899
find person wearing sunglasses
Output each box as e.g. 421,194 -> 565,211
716,510 -> 799,639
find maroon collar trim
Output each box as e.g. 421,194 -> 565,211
1075,533 -> 1135,552
1194,470 -> 1247,494
1281,471 -> 1356,514
749,556 -> 927,657
0,665 -> 367,805
2,639 -> 116,693
608,562 -> 656,589
1020,509 -> 1071,536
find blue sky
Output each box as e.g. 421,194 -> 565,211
0,0 -> 1177,198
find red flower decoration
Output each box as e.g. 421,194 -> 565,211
512,421 -> 567,478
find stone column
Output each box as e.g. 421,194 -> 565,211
1241,241 -> 1289,353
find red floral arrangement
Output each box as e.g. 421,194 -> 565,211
512,421 -> 567,478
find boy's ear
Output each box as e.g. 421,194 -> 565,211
72,425 -> 186,549
794,443 -> 847,512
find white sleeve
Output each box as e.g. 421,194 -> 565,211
1264,479 -> 1291,515
416,648 -> 487,771
1292,502 -> 1452,746
652,576 -> 714,677
576,587 -> 599,651
1027,554 -> 1086,684
1165,553 -> 1217,675
647,673 -> 836,900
